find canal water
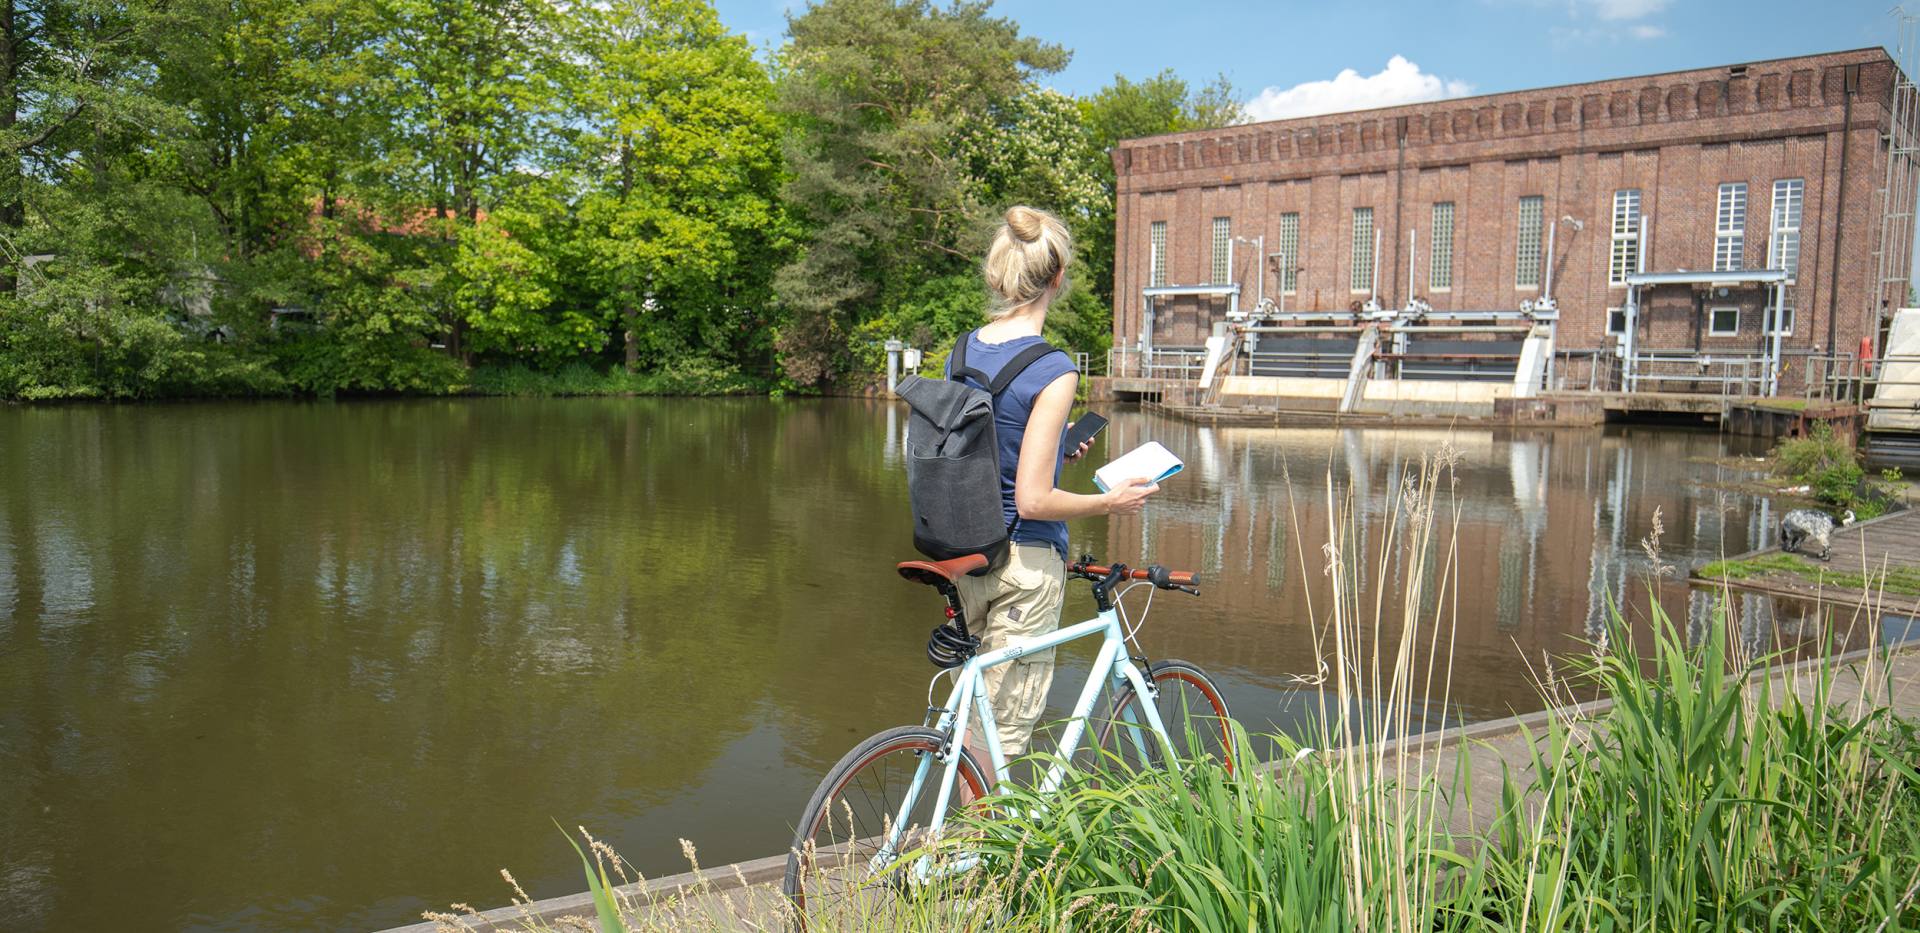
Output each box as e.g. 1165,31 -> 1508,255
0,399 -> 1846,931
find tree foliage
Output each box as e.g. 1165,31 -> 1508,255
772,0 -> 1066,385
1076,69 -> 1242,313
0,0 -> 1246,400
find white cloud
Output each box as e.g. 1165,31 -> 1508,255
1630,23 -> 1667,39
1583,0 -> 1670,20
1244,56 -> 1473,123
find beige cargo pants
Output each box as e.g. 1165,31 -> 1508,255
952,543 -> 1066,758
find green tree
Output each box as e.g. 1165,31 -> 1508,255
2,0 -> 176,291
377,0 -> 560,360
1076,69 -> 1241,314
564,0 -> 786,373
773,0 -> 1066,385
955,87 -> 1108,360
0,0 -> 249,399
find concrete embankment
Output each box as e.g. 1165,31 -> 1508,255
385,642 -> 1920,933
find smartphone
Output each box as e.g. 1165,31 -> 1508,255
1063,411 -> 1108,452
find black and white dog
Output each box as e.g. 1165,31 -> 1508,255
1779,508 -> 1856,562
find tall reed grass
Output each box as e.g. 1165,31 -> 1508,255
432,450 -> 1920,932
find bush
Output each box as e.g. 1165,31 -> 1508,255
0,288 -> 291,401
269,331 -> 467,397
465,357 -> 764,398
651,355 -> 757,395
1771,423 -> 1892,517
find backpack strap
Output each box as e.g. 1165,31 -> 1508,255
948,330 -> 995,388
986,342 -> 1063,396
948,329 -> 1064,397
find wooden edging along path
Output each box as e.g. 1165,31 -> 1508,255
381,638 -> 1920,933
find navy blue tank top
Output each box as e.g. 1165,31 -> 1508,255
946,330 -> 1078,561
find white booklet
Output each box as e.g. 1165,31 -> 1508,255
1093,441 -> 1184,492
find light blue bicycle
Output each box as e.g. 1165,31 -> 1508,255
781,553 -> 1234,919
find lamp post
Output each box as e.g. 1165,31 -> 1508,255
1233,235 -> 1265,312
1268,254 -> 1299,315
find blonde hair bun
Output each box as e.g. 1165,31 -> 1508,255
983,205 -> 1071,317
1005,206 -> 1045,244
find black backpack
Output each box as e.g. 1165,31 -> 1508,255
895,331 -> 1061,572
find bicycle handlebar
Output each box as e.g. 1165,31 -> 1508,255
1068,560 -> 1199,590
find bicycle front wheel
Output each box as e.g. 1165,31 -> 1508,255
1093,659 -> 1236,774
782,725 -> 992,927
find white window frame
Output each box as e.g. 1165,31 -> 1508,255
1149,221 -> 1167,288
1276,212 -> 1300,295
1766,299 -> 1795,336
1708,306 -> 1741,336
1714,182 -> 1747,273
1210,216 -> 1231,284
1430,202 -> 1455,291
1515,195 -> 1544,289
1350,207 -> 1375,293
1606,307 -> 1629,336
1609,189 -> 1641,286
1769,179 -> 1803,283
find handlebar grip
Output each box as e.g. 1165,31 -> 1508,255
1144,565 -> 1200,587
1070,562 -> 1199,589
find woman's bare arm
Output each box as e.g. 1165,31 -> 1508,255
1013,372 -> 1157,521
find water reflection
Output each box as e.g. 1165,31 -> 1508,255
1093,416 -> 1894,724
0,400 -> 1898,933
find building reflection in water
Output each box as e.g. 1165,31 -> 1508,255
1086,411 -> 1892,739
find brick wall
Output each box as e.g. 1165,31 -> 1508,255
1114,48 -> 1917,368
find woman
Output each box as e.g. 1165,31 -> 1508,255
949,205 -> 1159,762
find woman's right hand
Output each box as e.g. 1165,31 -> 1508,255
1103,476 -> 1159,515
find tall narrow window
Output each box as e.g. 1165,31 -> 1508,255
1609,189 -> 1641,285
1515,195 -> 1544,288
1714,182 -> 1747,272
1766,300 -> 1795,336
1276,212 -> 1300,294
1769,178 -> 1803,279
1430,202 -> 1455,290
1350,207 -> 1375,293
1210,217 -> 1231,284
1149,221 -> 1167,288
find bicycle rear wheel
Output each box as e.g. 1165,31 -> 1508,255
782,725 -> 992,928
1092,659 -> 1235,775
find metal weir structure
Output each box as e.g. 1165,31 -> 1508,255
1185,223 -> 1566,418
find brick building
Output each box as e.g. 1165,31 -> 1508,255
1111,48 -> 1919,386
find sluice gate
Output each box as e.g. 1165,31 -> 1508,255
1194,299 -> 1559,417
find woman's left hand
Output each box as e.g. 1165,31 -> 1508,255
1064,422 -> 1092,463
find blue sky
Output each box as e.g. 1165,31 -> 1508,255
713,0 -> 1900,117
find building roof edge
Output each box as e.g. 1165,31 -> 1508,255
1117,47 -> 1896,149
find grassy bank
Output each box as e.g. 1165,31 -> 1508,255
1699,552 -> 1920,598
463,362 -> 776,398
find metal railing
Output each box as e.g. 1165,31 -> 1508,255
1798,352 -> 1920,408
1106,346 -> 1209,381
1626,350 -> 1772,397
1550,350 -> 1622,392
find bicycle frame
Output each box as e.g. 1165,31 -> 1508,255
869,603 -> 1177,877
